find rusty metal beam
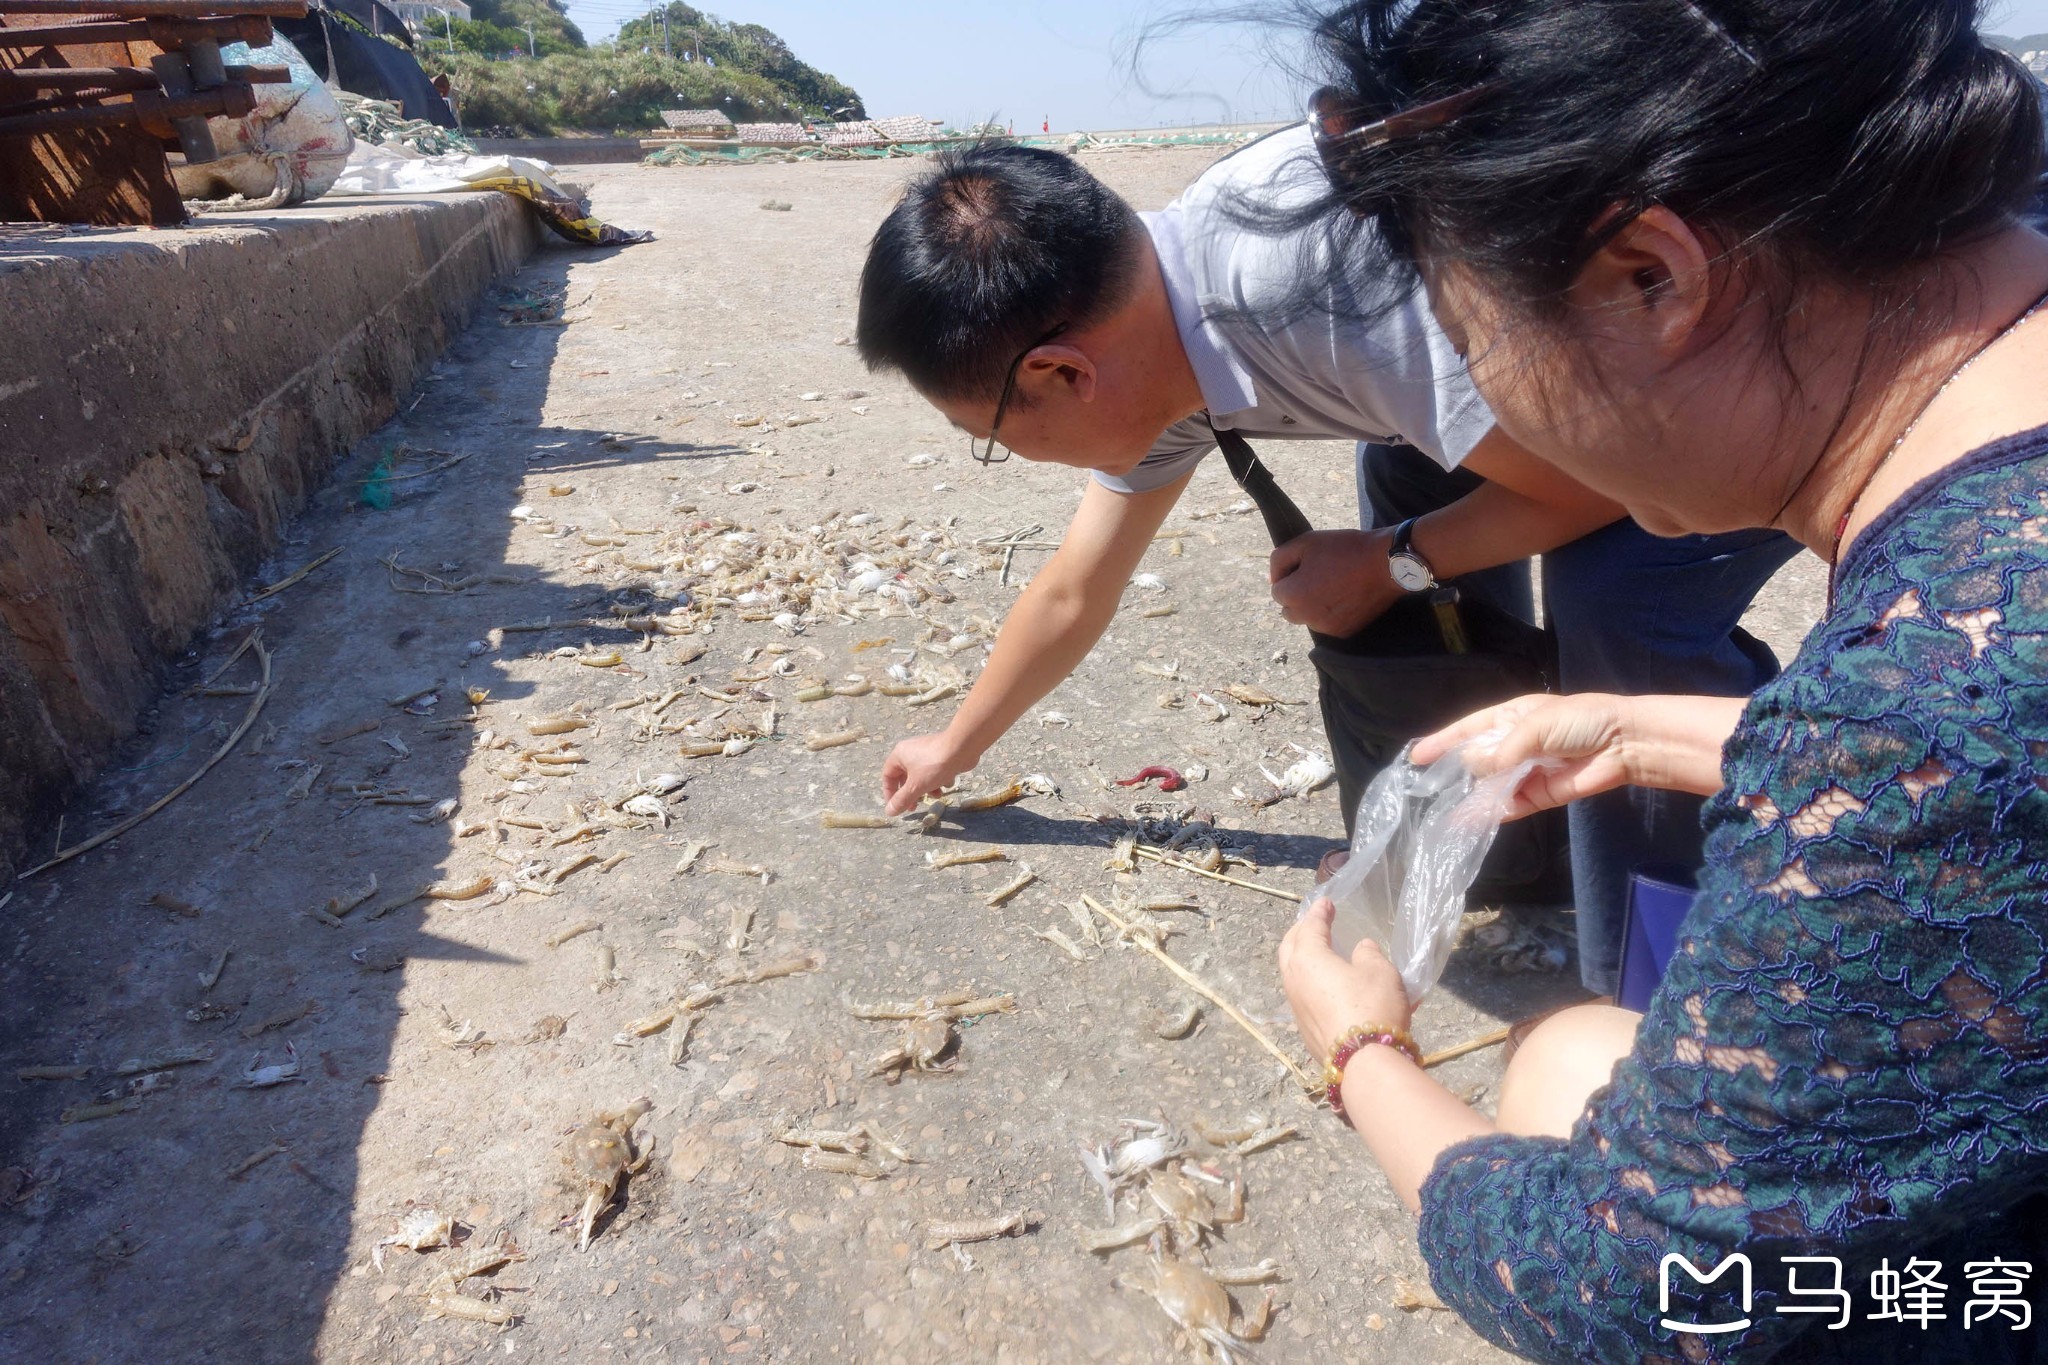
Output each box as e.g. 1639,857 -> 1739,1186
0,16 -> 271,45
0,79 -> 251,136
0,1 -> 305,15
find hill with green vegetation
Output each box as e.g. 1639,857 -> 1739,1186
613,4 -> 863,118
412,2 -> 863,136
1987,32 -> 2048,53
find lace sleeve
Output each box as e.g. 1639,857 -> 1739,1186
1415,616 -> 2048,1362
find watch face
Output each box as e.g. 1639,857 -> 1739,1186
1390,553 -> 1434,592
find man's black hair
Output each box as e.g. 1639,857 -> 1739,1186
856,143 -> 1147,402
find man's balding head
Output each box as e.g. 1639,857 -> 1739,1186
856,143 -> 1147,403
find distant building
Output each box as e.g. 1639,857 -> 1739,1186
659,108 -> 736,137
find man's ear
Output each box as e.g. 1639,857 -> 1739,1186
1017,344 -> 1099,405
1572,206 -> 1715,351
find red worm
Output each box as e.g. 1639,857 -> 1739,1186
1115,766 -> 1186,792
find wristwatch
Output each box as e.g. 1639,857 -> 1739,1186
1387,518 -> 1439,593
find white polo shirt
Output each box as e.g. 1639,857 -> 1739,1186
1095,125 -> 1496,496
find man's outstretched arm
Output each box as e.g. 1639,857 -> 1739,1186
882,472 -> 1191,814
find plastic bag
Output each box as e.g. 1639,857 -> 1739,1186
1300,735 -> 1547,1004
170,36 -> 353,209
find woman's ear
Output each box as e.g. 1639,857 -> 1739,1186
1572,206 -> 1715,351
1018,344 -> 1098,405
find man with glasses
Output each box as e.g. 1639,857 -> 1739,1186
853,127 -> 1798,996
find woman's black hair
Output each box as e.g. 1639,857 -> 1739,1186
855,143 -> 1146,402
1301,0 -> 2044,319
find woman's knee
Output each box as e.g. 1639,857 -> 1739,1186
1495,1003 -> 1643,1139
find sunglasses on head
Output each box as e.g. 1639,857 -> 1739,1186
1307,82 -> 1499,189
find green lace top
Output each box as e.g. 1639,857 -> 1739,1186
1418,428 -> 2048,1361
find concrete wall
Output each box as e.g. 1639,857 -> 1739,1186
0,191 -> 540,882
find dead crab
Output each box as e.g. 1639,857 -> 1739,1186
1143,1161 -> 1244,1254
867,1013 -> 957,1079
850,989 -> 1014,1081
563,1097 -> 653,1251
1118,1250 -> 1278,1364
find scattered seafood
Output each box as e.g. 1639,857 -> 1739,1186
715,954 -> 819,987
60,1098 -> 139,1123
423,1292 -> 519,1327
373,1204 -> 454,1270
435,1005 -> 490,1052
1251,746 -> 1336,809
546,920 -> 602,949
225,1141 -> 288,1179
17,1064 -> 90,1081
804,727 -> 867,751
1117,766 -> 1187,792
866,1014 -> 958,1079
926,846 -> 1005,870
564,1098 -> 654,1251
950,781 -> 1025,812
240,1000 -> 318,1039
149,892 -> 204,917
800,1150 -> 885,1179
820,810 -> 895,829
774,1125 -> 868,1155
983,866 -> 1036,907
925,1211 -> 1028,1251
112,1045 -> 214,1076
1035,928 -> 1092,961
235,1040 -> 306,1088
1117,1253 -> 1276,1365
423,1232 -> 524,1295
410,797 -> 459,825
1154,1002 -> 1203,1040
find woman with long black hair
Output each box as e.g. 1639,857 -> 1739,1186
1274,2 -> 2048,1357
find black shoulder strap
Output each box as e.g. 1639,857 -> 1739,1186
1211,424 -> 1314,548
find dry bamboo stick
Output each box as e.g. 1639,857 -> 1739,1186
1422,1026 -> 1512,1070
21,633 -> 273,880
244,547 -> 340,606
1133,845 -> 1298,901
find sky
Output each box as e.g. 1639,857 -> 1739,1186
558,1 -> 1309,131
558,1 -> 2048,132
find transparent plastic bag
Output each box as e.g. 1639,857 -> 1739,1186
1299,735 -> 1548,1003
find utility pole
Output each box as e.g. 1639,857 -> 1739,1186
520,22 -> 534,57
441,7 -> 454,55
662,7 -> 670,57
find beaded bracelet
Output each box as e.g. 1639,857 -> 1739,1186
1323,1023 -> 1424,1122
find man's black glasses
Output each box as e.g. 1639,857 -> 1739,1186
973,323 -> 1069,465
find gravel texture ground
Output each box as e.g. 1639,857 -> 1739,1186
0,148 -> 1824,1364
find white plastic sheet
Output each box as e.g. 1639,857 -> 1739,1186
1300,736 -> 1547,1003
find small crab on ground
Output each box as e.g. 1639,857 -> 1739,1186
562,1097 -> 653,1251
866,1012 -> 958,1079
850,989 -> 1014,1081
1143,1160 -> 1245,1255
1118,1250 -> 1279,1364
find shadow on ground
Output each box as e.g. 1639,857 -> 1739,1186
0,245 -> 647,1362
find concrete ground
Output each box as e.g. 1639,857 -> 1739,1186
0,149 -> 1826,1364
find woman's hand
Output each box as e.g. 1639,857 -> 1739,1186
1413,692 -> 1742,812
881,731 -> 976,816
1269,530 -> 1402,636
1278,899 -> 1414,1065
